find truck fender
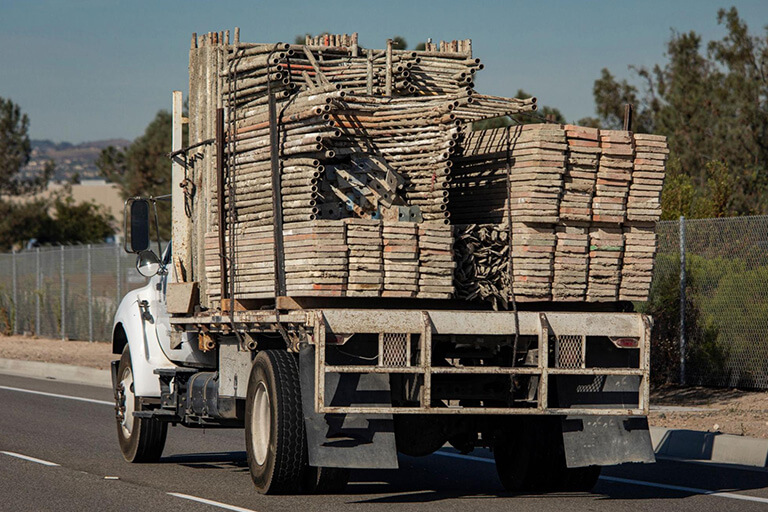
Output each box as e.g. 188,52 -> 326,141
112,288 -> 178,397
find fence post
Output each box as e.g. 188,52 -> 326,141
12,249 -> 17,335
36,247 -> 41,336
679,215 -> 686,385
60,246 -> 66,340
87,244 -> 93,342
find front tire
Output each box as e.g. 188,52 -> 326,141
115,346 -> 167,463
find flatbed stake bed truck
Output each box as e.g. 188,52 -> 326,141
111,30 -> 659,496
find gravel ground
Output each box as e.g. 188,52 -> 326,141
0,335 -> 114,370
3,334 -> 768,438
650,385 -> 768,439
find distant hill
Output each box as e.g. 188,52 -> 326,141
24,139 -> 131,181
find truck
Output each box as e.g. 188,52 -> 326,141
111,30 -> 661,495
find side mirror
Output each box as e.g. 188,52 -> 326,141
127,198 -> 151,254
136,250 -> 162,277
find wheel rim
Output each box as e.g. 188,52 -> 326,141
252,381 -> 271,466
120,368 -> 135,437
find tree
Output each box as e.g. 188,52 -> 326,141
391,36 -> 407,50
591,7 -> 768,218
98,110 -> 175,239
0,97 -> 52,195
585,68 -> 655,133
0,191 -> 114,251
0,98 -> 108,249
515,89 -> 566,124
414,42 -> 426,51
0,97 -> 30,192
49,193 -> 114,244
295,33 -> 311,45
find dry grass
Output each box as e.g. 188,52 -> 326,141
0,334 -> 114,370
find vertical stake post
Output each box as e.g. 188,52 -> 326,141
679,215 -> 686,385
87,244 -> 93,342
623,103 -> 634,131
171,90 -> 189,284
61,246 -> 66,340
12,249 -> 17,335
216,107 -> 228,306
268,92 -> 286,297
366,48 -> 373,95
385,39 -> 393,97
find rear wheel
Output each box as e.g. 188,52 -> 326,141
115,346 -> 167,462
245,350 -> 349,494
302,465 -> 350,494
563,465 -> 602,492
493,429 -> 532,492
494,418 -> 600,493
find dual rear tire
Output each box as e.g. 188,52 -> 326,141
494,418 -> 601,493
245,350 -> 349,494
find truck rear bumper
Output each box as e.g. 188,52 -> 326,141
312,309 -> 651,416
173,308 -> 651,416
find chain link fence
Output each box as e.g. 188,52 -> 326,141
0,243 -> 153,342
645,215 -> 768,389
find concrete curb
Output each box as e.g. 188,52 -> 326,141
650,426 -> 768,469
0,358 -> 111,389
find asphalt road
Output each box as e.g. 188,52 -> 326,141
2,373 -> 768,512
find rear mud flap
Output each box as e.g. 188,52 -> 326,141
299,345 -> 398,469
562,415 -> 656,468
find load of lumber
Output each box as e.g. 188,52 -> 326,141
184,30 -> 667,308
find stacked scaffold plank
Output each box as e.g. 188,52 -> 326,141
628,134 -> 667,221
417,223 -> 455,299
552,224 -> 589,301
450,125 -> 668,307
382,223 -> 420,297
344,218 -> 383,297
283,221 -> 348,296
592,130 -> 633,223
188,30 -> 666,309
561,125 -> 599,222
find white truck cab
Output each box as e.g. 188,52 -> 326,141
112,241 -> 216,397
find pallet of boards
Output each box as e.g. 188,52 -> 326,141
449,126 -> 668,227
450,127 -> 668,307
203,220 -> 454,301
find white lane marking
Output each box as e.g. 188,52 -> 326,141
1,451 -> 59,466
168,493 -> 258,512
0,385 -> 113,406
434,450 -> 768,504
434,450 -> 496,464
600,476 -> 768,505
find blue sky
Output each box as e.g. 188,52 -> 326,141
1,0 -> 766,143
